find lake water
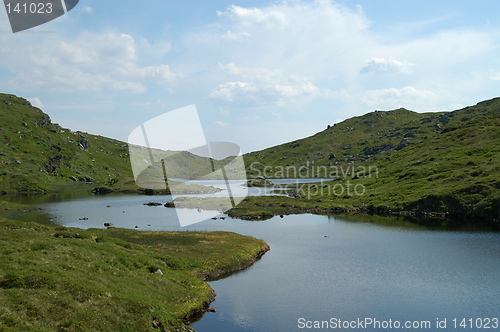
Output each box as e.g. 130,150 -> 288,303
3,189 -> 500,331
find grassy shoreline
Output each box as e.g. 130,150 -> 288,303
0,213 -> 269,331
166,194 -> 500,229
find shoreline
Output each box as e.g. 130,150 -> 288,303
0,215 -> 270,331
228,201 -> 500,229
183,244 -> 270,325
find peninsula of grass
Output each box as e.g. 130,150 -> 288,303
0,218 -> 269,331
0,200 -> 40,212
244,178 -> 274,187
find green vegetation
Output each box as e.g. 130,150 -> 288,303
0,217 -> 269,331
241,98 -> 500,226
245,178 -> 274,187
0,93 -> 219,194
0,200 -> 40,212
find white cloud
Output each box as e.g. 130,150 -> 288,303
115,63 -> 179,83
208,63 -> 329,107
215,121 -> 229,126
193,1 -> 499,117
220,31 -> 250,41
218,5 -> 287,29
361,57 -> 414,74
28,97 -> 44,108
362,86 -> 439,110
0,32 -> 179,94
203,1 -> 373,80
82,6 -> 93,14
491,73 -> 500,81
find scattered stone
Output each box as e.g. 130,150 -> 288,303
154,269 -> 163,275
78,137 -> 90,150
81,177 -> 93,183
143,202 -> 163,206
36,114 -> 51,127
92,187 -> 112,194
69,176 -> 78,182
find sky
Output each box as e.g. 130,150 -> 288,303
0,0 -> 499,153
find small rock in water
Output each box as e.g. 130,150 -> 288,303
207,308 -> 217,313
143,202 -> 162,206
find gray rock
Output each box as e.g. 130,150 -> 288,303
78,137 -> 90,150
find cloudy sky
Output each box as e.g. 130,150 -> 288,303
1,0 -> 499,152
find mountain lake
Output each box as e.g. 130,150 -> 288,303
2,180 -> 499,331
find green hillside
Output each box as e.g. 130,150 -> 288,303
241,98 -> 500,225
245,98 -> 500,176
0,93 -> 217,194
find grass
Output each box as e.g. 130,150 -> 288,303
0,201 -> 40,212
0,93 -> 221,194
0,218 -> 269,331
240,98 -> 500,226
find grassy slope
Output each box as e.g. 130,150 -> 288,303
0,217 -> 269,331
238,98 -> 500,225
245,107 -> 447,177
0,93 -> 217,194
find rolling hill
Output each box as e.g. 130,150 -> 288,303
242,98 -> 500,225
0,93 -> 217,194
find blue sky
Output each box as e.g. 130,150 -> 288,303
1,0 -> 499,152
